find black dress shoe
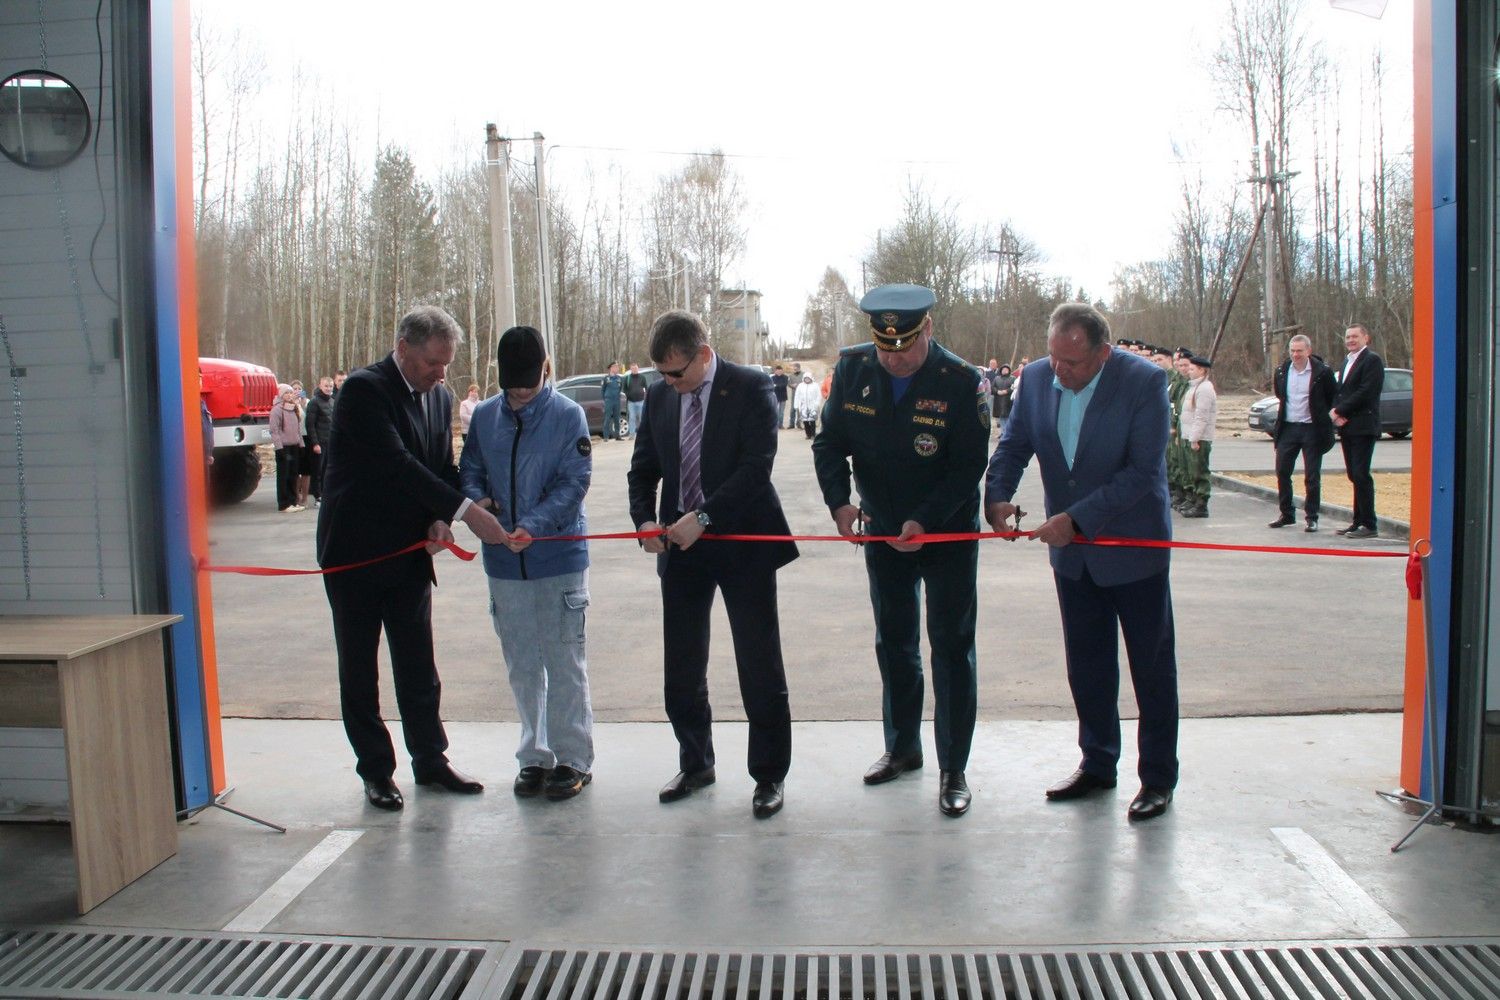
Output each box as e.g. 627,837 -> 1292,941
1335,524 -> 1355,535
938,771 -> 971,817
1045,768 -> 1117,801
1345,525 -> 1379,538
544,765 -> 591,800
513,765 -> 549,797
863,751 -> 923,785
1304,519 -> 1319,533
1267,515 -> 1295,528
364,778 -> 404,811
415,763 -> 484,794
752,780 -> 784,819
659,767 -> 716,802
1127,786 -> 1173,821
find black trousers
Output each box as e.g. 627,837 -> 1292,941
309,448 -> 326,500
1340,433 -> 1378,529
324,564 -> 450,782
1274,423 -> 1323,521
1053,566 -> 1179,789
864,539 -> 978,771
274,445 -> 301,509
660,547 -> 791,783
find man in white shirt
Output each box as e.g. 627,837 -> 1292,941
1268,335 -> 1337,532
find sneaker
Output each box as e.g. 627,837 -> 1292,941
289,504 -> 306,513
544,764 -> 592,800
513,765 -> 549,797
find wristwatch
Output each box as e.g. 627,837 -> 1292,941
694,510 -> 712,527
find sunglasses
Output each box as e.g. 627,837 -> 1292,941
658,356 -> 697,379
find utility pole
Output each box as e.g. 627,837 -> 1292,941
532,132 -> 556,374
1249,141 -> 1299,376
484,125 -> 516,372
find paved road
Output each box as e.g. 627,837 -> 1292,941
206,424 -> 1410,725
1207,432 -> 1411,474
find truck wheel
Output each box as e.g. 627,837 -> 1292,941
210,447 -> 263,505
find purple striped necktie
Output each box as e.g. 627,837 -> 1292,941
679,386 -> 705,511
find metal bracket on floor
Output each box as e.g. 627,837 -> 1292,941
179,786 -> 286,834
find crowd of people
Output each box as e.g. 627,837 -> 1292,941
298,288 -> 1390,826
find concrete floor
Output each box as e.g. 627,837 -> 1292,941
2,716 -> 1496,949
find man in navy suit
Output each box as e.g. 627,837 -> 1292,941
984,302 -> 1178,821
627,310 -> 798,819
318,305 -> 506,811
1331,323 -> 1386,538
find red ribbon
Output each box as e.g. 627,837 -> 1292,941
198,528 -> 1411,577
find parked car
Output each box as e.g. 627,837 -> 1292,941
1246,367 -> 1413,439
554,369 -> 663,437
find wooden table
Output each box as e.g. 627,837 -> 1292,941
0,614 -> 182,913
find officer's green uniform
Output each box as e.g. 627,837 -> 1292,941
812,337 -> 991,772
1166,369 -> 1190,503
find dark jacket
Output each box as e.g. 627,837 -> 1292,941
315,353 -> 465,582
1332,347 -> 1385,438
305,389 -> 335,449
770,372 -> 789,402
1272,354 -> 1337,454
627,355 -> 798,576
812,341 -> 991,536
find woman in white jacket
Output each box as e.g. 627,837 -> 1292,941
793,374 -> 822,439
1178,355 -> 1217,518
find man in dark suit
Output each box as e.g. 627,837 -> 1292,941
985,302 -> 1178,821
1267,334 -> 1337,533
317,305 -> 506,811
627,310 -> 798,819
1331,323 -> 1386,538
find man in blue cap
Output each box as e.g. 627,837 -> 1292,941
811,283 -> 991,816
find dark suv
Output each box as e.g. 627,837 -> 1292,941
1247,367 -> 1414,439
554,370 -> 663,436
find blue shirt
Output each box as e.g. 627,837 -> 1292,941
1053,360 -> 1107,469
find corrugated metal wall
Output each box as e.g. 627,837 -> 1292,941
0,0 -> 135,614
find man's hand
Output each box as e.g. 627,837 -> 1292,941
889,520 -> 926,553
985,502 -> 1026,539
639,521 -> 667,554
1033,512 -> 1077,548
425,519 -> 455,555
313,444 -> 321,454
505,526 -> 533,553
831,504 -> 871,539
1190,441 -> 1200,451
1331,409 -> 1347,428
665,512 -> 706,550
461,503 -> 506,545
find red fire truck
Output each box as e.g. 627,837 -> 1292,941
199,357 -> 279,504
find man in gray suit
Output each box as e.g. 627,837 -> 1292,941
983,302 -> 1178,821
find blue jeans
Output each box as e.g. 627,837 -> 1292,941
627,400 -> 644,437
487,570 -> 594,771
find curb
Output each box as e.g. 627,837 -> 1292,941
1210,472 -> 1411,541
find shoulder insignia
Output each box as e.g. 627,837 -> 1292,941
577,436 -> 592,457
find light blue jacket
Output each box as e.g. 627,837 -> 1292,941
459,385 -> 591,581
984,349 -> 1171,586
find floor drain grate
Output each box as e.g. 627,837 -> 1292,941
491,940 -> 1500,999
0,927 -> 502,999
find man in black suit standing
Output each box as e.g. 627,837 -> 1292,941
1267,334 -> 1337,533
317,305 -> 506,810
1331,323 -> 1385,538
627,310 -> 798,819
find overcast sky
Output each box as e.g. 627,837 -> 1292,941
199,0 -> 1414,349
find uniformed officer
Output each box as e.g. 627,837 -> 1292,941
1166,347 -> 1193,510
811,283 -> 991,817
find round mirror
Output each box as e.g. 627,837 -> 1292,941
0,70 -> 92,170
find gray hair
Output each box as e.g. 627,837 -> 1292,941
397,305 -> 465,349
1288,334 -> 1312,350
648,310 -> 709,363
1048,302 -> 1111,348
